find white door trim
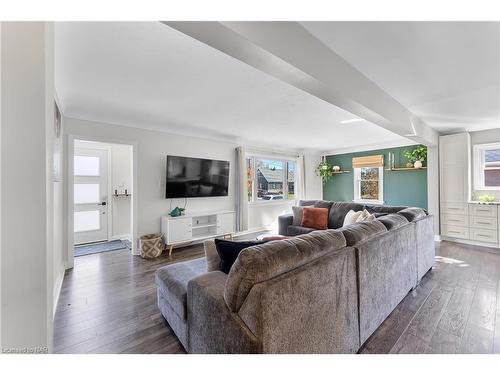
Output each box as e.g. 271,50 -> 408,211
66,134 -> 138,269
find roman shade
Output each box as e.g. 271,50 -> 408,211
352,155 -> 384,168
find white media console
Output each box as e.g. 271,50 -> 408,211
161,210 -> 236,256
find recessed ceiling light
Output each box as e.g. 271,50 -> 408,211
340,118 -> 364,124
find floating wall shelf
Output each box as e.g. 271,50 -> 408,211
332,170 -> 351,174
386,167 -> 427,171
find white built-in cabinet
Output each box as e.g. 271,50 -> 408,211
439,133 -> 471,239
439,133 -> 500,246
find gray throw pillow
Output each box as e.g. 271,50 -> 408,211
204,239 -> 220,272
292,206 -> 304,226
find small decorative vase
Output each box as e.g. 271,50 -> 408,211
414,160 -> 423,169
332,165 -> 340,172
169,207 -> 182,217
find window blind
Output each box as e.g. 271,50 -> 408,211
352,155 -> 384,169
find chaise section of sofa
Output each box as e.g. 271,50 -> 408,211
187,230 -> 360,353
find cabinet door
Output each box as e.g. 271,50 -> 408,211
217,213 -> 235,235
168,218 -> 192,243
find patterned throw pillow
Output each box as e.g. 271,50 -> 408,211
343,210 -> 363,226
301,207 -> 329,230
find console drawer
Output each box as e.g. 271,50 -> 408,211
441,202 -> 467,215
470,228 -> 498,243
441,214 -> 467,227
441,225 -> 469,239
469,204 -> 497,218
469,215 -> 498,231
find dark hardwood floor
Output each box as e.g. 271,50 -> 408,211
54,240 -> 500,354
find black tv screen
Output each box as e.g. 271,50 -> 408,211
166,155 -> 230,198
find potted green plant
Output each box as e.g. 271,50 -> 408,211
403,145 -> 427,168
316,158 -> 334,184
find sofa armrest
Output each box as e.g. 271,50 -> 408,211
278,213 -> 294,236
187,271 -> 260,353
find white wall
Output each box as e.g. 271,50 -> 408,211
1,22 -> 54,352
74,140 -> 132,239
470,128 -> 500,200
64,117 -> 312,241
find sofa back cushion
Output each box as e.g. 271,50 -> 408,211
339,220 -> 387,246
301,207 -> 329,230
398,207 -> 427,222
224,230 -> 347,312
364,204 -> 408,214
376,213 -> 409,230
328,202 -> 365,229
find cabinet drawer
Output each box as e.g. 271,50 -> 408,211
441,214 -> 467,227
469,215 -> 498,231
469,204 -> 497,218
470,228 -> 498,243
441,203 -> 467,215
441,225 -> 469,239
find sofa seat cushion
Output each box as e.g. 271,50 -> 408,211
155,257 -> 206,320
287,225 -> 316,236
328,202 -> 365,229
398,207 -> 427,222
224,229 -> 347,312
376,213 -> 409,230
339,220 -> 387,246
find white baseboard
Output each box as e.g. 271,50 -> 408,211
53,271 -> 65,318
439,236 -> 500,252
111,234 -> 132,241
233,227 -> 269,237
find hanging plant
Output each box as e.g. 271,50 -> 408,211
316,158 -> 334,184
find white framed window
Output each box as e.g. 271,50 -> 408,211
246,156 -> 295,203
353,166 -> 384,204
473,143 -> 500,190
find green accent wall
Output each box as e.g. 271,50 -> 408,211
323,145 -> 428,209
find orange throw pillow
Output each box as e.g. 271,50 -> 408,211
301,207 -> 328,230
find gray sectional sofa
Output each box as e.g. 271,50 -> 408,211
155,200 -> 435,353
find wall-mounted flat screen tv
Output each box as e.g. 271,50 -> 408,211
165,155 -> 230,198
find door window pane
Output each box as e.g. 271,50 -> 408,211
74,210 -> 100,232
74,184 -> 100,204
74,155 -> 100,176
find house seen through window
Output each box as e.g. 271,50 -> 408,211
474,143 -> 500,189
246,157 -> 295,202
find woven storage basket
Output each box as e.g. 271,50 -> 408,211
139,234 -> 163,259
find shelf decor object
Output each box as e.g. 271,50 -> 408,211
403,145 -> 427,169
386,152 -> 427,171
112,188 -> 131,197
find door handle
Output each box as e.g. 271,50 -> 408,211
97,202 -> 107,206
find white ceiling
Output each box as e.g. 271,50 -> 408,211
302,22 -> 500,134
55,22 -> 410,153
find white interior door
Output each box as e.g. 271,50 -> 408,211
74,148 -> 109,245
